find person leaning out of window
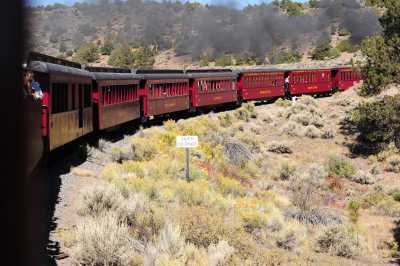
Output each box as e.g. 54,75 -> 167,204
23,69 -> 43,100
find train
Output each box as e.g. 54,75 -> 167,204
23,52 -> 362,171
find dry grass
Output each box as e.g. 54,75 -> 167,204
70,167 -> 96,177
63,91 -> 400,266
71,213 -> 140,266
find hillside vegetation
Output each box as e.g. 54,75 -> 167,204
26,0 -> 381,68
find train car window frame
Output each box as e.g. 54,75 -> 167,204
51,82 -> 69,114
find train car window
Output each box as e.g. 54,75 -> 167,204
51,83 -> 69,114
101,87 -> 105,105
107,86 -> 111,105
151,84 -> 155,97
117,86 -> 120,103
109,86 -> 113,104
83,84 -> 91,108
71,84 -> 76,110
129,85 -> 132,100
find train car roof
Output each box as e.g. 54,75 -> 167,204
91,72 -> 142,80
187,72 -> 237,78
140,73 -> 189,80
27,51 -> 81,69
85,66 -> 132,73
185,69 -> 232,73
134,69 -> 184,74
28,61 -> 93,78
283,65 -> 352,71
236,68 -> 284,73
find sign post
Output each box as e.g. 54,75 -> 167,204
176,136 -> 198,182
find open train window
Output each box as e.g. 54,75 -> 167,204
51,83 -> 69,114
71,84 -> 76,110
83,84 -> 91,108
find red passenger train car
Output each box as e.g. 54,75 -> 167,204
187,70 -> 237,109
28,54 -> 93,151
334,67 -> 362,91
88,67 -> 142,130
138,70 -> 190,118
287,68 -> 333,96
237,69 -> 285,101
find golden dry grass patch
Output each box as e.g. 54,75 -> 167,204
70,167 -> 97,178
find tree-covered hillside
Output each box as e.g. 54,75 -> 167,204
26,0 -> 381,66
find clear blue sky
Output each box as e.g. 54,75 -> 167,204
27,0 -> 308,8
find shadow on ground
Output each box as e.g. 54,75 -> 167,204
29,144 -> 86,265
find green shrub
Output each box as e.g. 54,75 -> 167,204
326,154 -> 356,178
234,102 -> 257,121
350,170 -> 376,185
360,191 -> 388,208
132,47 -> 155,69
267,141 -> 293,154
316,225 -> 360,257
268,50 -> 302,64
281,121 -> 302,137
347,200 -> 361,223
199,55 -> 210,67
373,197 -> 400,217
359,0 -> 400,96
71,214 -> 138,266
73,43 -> 99,64
336,40 -> 359,53
274,0 -> 304,16
321,127 -> 336,139
349,96 -> 400,151
279,161 -> 297,180
234,54 -> 257,66
391,190 -> 400,202
108,43 -> 135,68
223,141 -> 252,168
215,54 -> 232,67
76,184 -> 123,217
338,27 -> 350,36
179,206 -> 235,247
275,98 -> 292,107
311,42 -> 340,60
304,125 -> 321,139
386,155 -> 400,173
100,35 -> 116,55
131,138 -> 157,161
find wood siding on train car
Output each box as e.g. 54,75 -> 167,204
145,79 -> 190,116
288,70 -> 332,95
48,74 -> 93,150
191,77 -> 237,107
240,72 -> 285,100
97,80 -> 140,130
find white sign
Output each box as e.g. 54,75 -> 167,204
176,136 -> 198,148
